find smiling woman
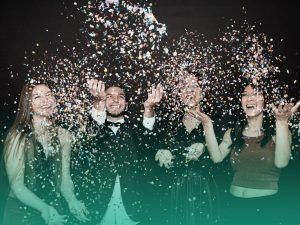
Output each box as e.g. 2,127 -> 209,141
31,85 -> 57,118
2,83 -> 89,225
191,78 -> 300,225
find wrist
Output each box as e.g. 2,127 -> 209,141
144,106 -> 154,112
202,121 -> 213,129
276,120 -> 289,127
40,203 -> 49,214
144,102 -> 155,109
144,105 -> 155,116
93,101 -> 106,111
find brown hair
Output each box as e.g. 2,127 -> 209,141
3,83 -> 36,162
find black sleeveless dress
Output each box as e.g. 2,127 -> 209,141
2,130 -> 70,225
155,122 -> 220,225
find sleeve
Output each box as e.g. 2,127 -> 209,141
142,115 -> 155,131
90,107 -> 106,125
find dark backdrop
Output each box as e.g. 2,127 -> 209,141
1,0 -> 299,125
0,0 -> 299,223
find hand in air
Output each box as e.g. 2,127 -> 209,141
272,101 -> 300,122
87,79 -> 106,102
144,84 -> 164,109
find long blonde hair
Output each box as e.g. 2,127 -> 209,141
3,83 -> 36,163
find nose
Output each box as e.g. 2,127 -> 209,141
112,96 -> 119,103
248,94 -> 256,100
43,96 -> 54,105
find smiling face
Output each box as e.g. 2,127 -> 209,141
179,75 -> 202,109
105,86 -> 127,117
241,85 -> 264,118
31,84 -> 56,117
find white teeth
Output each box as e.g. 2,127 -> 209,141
246,104 -> 255,108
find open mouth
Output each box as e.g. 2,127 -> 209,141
110,105 -> 120,109
246,104 -> 256,109
41,106 -> 52,110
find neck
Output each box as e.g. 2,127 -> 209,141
107,115 -> 124,122
247,113 -> 263,134
183,105 -> 201,133
32,115 -> 52,132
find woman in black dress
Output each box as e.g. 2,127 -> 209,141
155,73 -> 219,225
2,83 -> 89,225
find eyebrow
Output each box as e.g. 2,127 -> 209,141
32,91 -> 52,96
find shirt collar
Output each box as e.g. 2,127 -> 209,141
107,117 -> 125,124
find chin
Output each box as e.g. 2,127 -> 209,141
107,110 -> 124,117
245,111 -> 263,118
186,103 -> 197,109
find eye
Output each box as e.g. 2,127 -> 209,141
254,91 -> 262,96
241,92 -> 248,97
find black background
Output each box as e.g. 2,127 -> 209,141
0,1 -> 299,223
0,0 -> 299,121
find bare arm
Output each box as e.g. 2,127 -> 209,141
59,129 -> 76,202
6,135 -> 48,213
188,110 -> 232,163
272,103 -> 299,168
59,128 -> 89,222
5,134 -> 67,224
204,124 -> 232,163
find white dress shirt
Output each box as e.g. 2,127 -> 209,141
90,107 -> 155,134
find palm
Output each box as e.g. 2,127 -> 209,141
144,84 -> 163,108
273,102 -> 300,122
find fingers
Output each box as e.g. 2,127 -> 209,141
100,82 -> 105,94
273,102 -> 299,121
188,110 -> 205,121
87,79 -> 105,98
77,203 -> 91,221
159,161 -> 163,167
87,79 -> 93,93
278,103 -> 284,113
156,84 -> 164,101
82,204 -> 89,215
283,103 -> 293,114
75,204 -> 90,222
151,84 -> 155,97
75,213 -> 89,222
146,84 -> 164,107
156,150 -> 173,168
271,103 -> 277,112
291,101 -> 300,114
49,214 -> 67,225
